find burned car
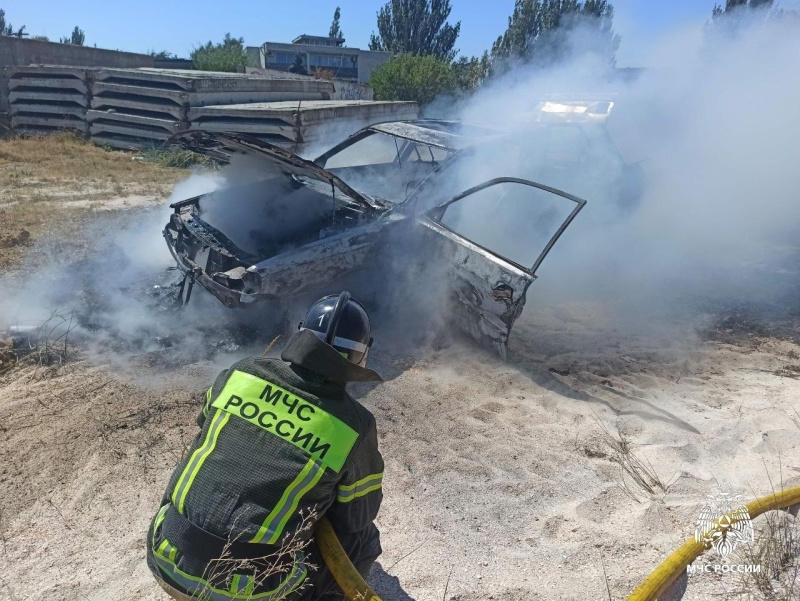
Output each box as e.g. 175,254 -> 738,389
164,121 -> 590,355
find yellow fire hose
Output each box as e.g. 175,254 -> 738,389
626,485 -> 800,601
315,516 -> 382,601
315,486 -> 800,601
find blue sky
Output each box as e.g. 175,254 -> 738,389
3,1 -> 798,66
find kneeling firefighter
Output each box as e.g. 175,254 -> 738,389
147,292 -> 384,601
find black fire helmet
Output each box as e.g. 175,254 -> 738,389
299,291 -> 373,366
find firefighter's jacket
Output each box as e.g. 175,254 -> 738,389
146,341 -> 384,600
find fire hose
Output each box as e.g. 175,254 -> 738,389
315,486 -> 800,601
315,517 -> 382,601
626,485 -> 800,601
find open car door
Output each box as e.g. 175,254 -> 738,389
416,177 -> 586,357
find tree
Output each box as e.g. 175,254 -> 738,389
149,50 -> 178,60
491,0 -> 620,67
191,33 -> 252,72
451,51 -> 491,93
368,0 -> 461,62
369,52 -> 455,104
0,9 -> 24,37
708,0 -> 781,34
289,53 -> 307,75
712,0 -> 772,19
708,0 -> 800,37
329,6 -> 344,39
60,26 -> 85,45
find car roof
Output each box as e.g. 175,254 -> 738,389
367,120 -> 501,151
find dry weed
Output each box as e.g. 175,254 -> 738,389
195,509 -> 319,601
595,418 -> 672,503
140,147 -> 213,169
0,311 -> 78,378
730,508 -> 800,600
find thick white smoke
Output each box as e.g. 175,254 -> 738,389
0,170 -> 245,370
443,9 -> 800,325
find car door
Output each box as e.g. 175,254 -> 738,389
414,177 -> 586,357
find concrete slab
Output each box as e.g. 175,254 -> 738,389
11,115 -> 88,134
184,101 -> 419,155
225,133 -> 296,149
185,90 -> 329,106
187,119 -> 299,136
90,122 -> 172,141
9,90 -> 88,107
90,133 -> 158,151
188,100 -> 419,126
90,95 -> 186,120
86,109 -> 185,133
7,65 -> 88,81
187,120 -> 298,142
0,71 -> 8,113
93,68 -> 334,95
93,81 -> 327,107
92,81 -> 188,103
9,103 -> 85,118
8,78 -> 88,94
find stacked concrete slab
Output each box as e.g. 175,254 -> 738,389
7,66 -> 89,135
89,68 -> 336,150
0,69 -> 8,114
4,66 -> 421,155
188,100 -> 419,153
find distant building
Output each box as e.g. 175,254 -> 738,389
248,34 -> 391,83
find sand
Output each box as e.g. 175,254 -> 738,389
1,296 -> 798,601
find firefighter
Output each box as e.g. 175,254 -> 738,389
147,291 -> 384,601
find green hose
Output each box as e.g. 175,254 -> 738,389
314,516 -> 383,601
626,486 -> 800,601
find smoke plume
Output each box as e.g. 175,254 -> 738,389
438,8 -> 800,327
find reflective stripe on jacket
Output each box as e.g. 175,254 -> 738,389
147,356 -> 383,599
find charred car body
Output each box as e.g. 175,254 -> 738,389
163,118 -> 624,355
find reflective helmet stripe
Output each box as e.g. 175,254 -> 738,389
301,328 -> 368,353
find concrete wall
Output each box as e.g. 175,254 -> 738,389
356,50 -> 391,84
0,37 -> 157,115
244,67 -> 373,99
246,46 -> 261,68
331,80 -> 373,100
0,37 -> 155,70
153,58 -> 194,70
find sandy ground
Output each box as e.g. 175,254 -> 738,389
1,291 -> 798,601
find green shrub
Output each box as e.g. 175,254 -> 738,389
369,53 -> 456,105
191,33 -> 253,72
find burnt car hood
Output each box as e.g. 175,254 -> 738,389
166,130 -> 384,212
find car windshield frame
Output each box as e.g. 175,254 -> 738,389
315,128 -> 459,205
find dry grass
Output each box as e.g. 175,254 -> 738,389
0,311 -> 78,378
595,418 -> 673,502
196,509 -> 318,601
0,132 -> 187,269
0,132 -> 183,199
731,508 -> 800,600
140,147 -> 213,169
